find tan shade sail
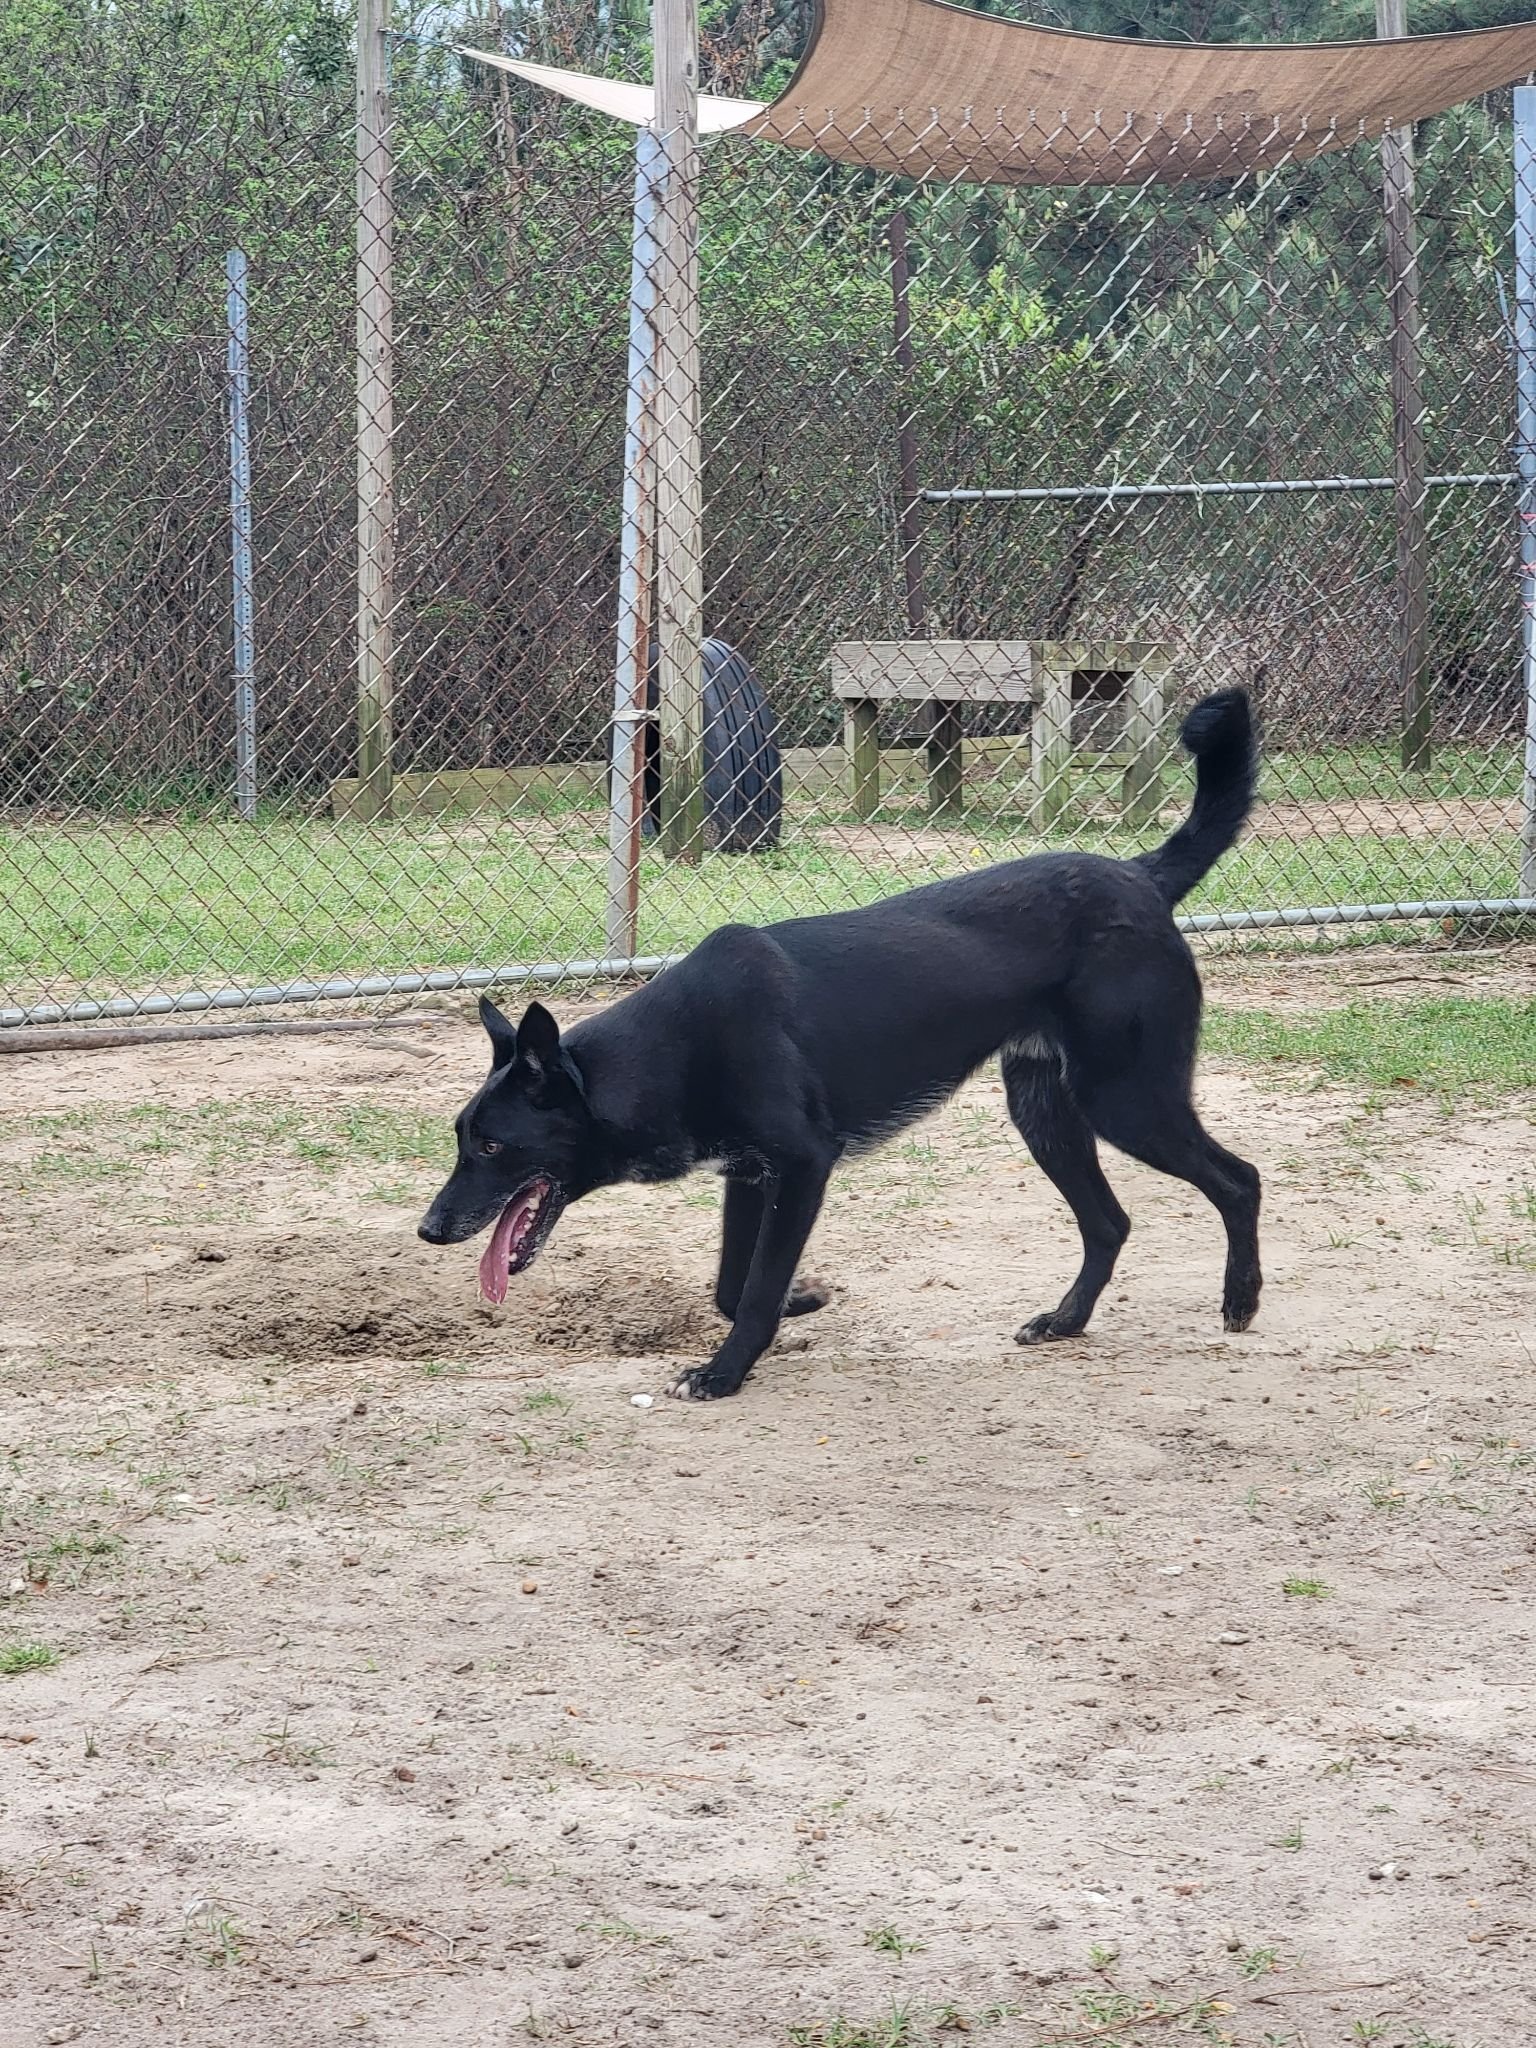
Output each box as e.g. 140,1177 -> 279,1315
458,1 -> 1536,185
450,49 -> 767,136
744,0 -> 1536,182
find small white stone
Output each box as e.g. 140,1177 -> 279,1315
1157,1564 -> 1184,1576
629,1393 -> 654,1409
7,1578 -> 25,1597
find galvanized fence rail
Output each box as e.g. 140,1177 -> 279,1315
1,14 -> 1533,1030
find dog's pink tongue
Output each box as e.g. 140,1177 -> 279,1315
478,1194 -> 532,1306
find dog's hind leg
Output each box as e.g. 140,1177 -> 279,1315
1080,1076 -> 1262,1333
1003,1044 -> 1131,1345
716,1177 -> 830,1323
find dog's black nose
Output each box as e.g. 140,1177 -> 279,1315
417,1216 -> 446,1245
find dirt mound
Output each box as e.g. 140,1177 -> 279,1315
159,1232 -> 717,1364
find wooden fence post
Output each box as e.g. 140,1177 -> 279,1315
653,0 -> 705,860
356,0 -> 396,821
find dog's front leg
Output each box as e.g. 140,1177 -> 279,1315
672,1156 -> 833,1401
716,1177 -> 832,1324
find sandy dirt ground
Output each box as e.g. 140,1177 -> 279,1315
2,961 -> 1534,2048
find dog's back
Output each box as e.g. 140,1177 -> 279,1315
735,688 -> 1258,1136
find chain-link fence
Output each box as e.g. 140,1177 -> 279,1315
3,12 -> 1533,1027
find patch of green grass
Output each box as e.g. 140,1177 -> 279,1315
28,1528 -> 125,1589
0,751 -> 1522,1004
1282,1577 -> 1332,1600
1203,998 -> 1536,1108
788,2009 -> 926,2048
1071,1984 -> 1229,2036
790,2001 -> 1030,2048
0,1641 -> 61,1675
44,1529 -> 122,1559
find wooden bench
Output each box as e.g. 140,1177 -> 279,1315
827,638 -> 1171,828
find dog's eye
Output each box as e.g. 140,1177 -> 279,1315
478,1139 -> 502,1157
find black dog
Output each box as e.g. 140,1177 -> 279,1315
419,688 -> 1261,1402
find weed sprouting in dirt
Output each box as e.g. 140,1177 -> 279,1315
788,2014 -> 924,2048
787,2000 -> 1024,2048
1238,1945 -> 1280,1979
185,1903 -> 247,1969
579,1917 -> 671,1947
864,1924 -> 924,1958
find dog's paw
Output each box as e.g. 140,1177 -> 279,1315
1014,1312 -> 1085,1346
1222,1302 -> 1258,1333
667,1364 -> 738,1402
784,1277 -> 832,1318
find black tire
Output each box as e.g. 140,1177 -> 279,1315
640,638 -> 783,853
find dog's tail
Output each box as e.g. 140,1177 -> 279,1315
1134,688 -> 1257,907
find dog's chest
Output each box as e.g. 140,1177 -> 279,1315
713,1147 -> 772,1183
625,1142 -> 698,1185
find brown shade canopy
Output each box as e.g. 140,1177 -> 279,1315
462,3 -> 1536,185
744,0 -> 1536,181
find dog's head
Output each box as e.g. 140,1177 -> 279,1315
418,998 -> 598,1302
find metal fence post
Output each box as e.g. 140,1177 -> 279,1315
1515,87 -> 1536,899
653,0 -> 705,862
1376,0 -> 1432,774
356,0 -> 396,822
225,248 -> 257,821
606,126 -> 664,957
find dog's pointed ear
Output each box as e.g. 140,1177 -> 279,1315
514,1000 -> 562,1075
479,995 -> 520,1071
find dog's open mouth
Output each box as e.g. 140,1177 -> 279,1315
477,1177 -> 565,1304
